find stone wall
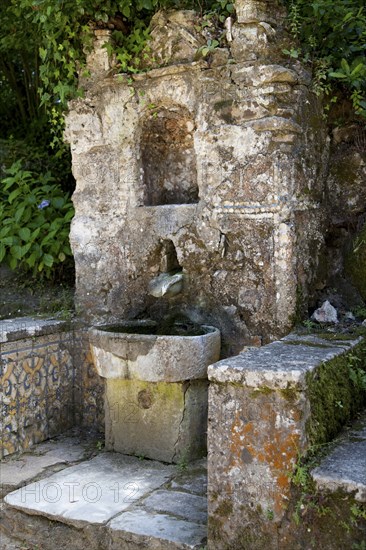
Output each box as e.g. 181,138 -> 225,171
65,1 -> 328,356
207,332 -> 366,549
0,318 -> 104,458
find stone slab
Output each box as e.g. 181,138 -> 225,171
0,317 -> 68,343
170,471 -> 207,496
142,490 -> 207,524
312,415 -> 366,502
108,509 -> 207,549
5,453 -> 175,527
0,437 -> 89,497
208,337 -> 361,387
281,332 -> 357,348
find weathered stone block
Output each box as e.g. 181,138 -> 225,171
105,379 -> 208,463
207,334 -> 366,549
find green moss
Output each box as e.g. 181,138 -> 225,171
315,333 -> 358,342
210,504 -> 275,550
305,340 -> 366,445
280,383 -> 301,403
250,386 -> 275,398
283,486 -> 366,549
284,340 -> 335,348
345,223 -> 366,300
216,499 -> 233,518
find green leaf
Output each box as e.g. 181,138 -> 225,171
19,227 -> 31,241
52,196 -> 65,209
26,252 -> 38,268
9,256 -> 17,270
21,243 -> 32,256
0,243 -> 6,263
122,5 -> 131,18
0,226 -> 10,239
329,71 -> 347,79
14,206 -> 25,223
2,236 -> 14,246
8,188 -> 22,203
10,245 -> 23,260
43,254 -> 54,267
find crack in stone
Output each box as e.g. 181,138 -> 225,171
172,381 -> 191,463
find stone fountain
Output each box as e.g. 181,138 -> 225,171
64,6 -> 328,465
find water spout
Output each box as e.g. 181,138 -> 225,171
148,271 -> 184,298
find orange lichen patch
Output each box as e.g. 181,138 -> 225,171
228,396 -> 303,517
263,431 -> 301,514
229,411 -> 258,468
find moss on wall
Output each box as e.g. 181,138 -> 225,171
305,339 -> 366,445
345,223 -> 366,301
281,487 -> 366,550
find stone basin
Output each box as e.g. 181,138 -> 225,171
89,320 -> 220,462
89,321 -> 221,383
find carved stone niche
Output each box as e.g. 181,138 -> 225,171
140,105 -> 198,206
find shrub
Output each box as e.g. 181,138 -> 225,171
284,0 -> 366,118
0,160 -> 74,279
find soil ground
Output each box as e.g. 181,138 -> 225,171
0,265 -> 74,321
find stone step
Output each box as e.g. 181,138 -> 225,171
1,434 -> 207,550
312,411 -> 366,502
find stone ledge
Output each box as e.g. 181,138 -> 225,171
207,332 -> 366,548
208,334 -> 361,388
0,317 -> 72,344
312,412 -> 366,502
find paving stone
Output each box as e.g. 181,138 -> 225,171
170,471 -> 207,496
108,509 -> 207,549
5,453 -> 175,527
142,490 -> 207,524
1,438 -> 90,497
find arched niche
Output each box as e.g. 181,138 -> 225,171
140,105 -> 199,206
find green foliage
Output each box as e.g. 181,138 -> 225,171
345,223 -> 366,301
288,444 -> 332,525
0,0 -> 44,136
349,354 -> 366,391
284,0 -> 366,118
0,160 -> 74,279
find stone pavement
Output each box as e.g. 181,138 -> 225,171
0,432 -> 207,549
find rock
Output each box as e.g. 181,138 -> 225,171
312,300 -> 338,324
344,311 -> 356,321
140,10 -> 205,69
